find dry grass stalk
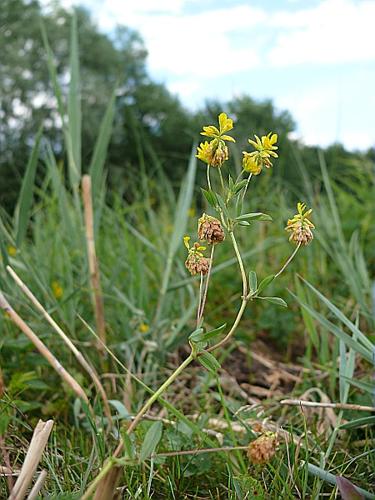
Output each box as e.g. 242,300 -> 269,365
0,291 -> 89,405
0,435 -> 15,491
82,175 -> 106,352
0,466 -> 18,476
280,399 -> 375,412
9,420 -> 53,500
6,266 -> 112,426
26,469 -> 47,500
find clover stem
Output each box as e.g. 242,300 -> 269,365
206,164 -> 212,191
274,243 -> 301,279
197,245 -> 215,324
218,166 -> 225,194
197,272 -> 204,327
208,231 -> 248,352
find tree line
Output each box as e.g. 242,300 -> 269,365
1,0 -> 373,212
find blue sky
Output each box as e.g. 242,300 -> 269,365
49,0 -> 375,150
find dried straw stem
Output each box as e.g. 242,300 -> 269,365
280,399 -> 375,412
6,266 -> 112,425
82,175 -> 106,352
26,470 -> 47,500
0,291 -> 89,405
9,420 -> 53,500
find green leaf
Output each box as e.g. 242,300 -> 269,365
198,352 -> 221,375
189,327 -> 204,342
258,296 -> 287,307
140,421 -> 163,462
123,433 -> 135,460
216,193 -> 229,218
67,12 -> 81,183
108,400 -> 130,419
15,126 -> 42,247
154,148 -> 196,323
249,271 -> 257,295
233,179 -> 248,194
238,221 -> 251,226
341,376 -> 375,394
290,291 -> 373,363
201,188 -> 217,208
189,324 -> 226,343
300,277 -> 373,352
339,416 -> 375,430
89,88 -> 116,202
257,274 -> 275,294
236,212 -> 272,222
0,218 -> 9,268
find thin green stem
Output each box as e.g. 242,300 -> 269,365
127,354 -> 194,434
230,231 -> 248,298
206,164 -> 212,191
208,231 -> 248,352
82,353 -> 195,498
218,166 -> 225,194
197,245 -> 215,324
240,173 -> 252,207
197,272 -> 204,327
274,243 -> 301,279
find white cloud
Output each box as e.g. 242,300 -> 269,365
38,0 -> 375,149
268,0 -> 375,66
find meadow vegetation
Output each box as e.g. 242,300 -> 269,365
0,6 -> 374,500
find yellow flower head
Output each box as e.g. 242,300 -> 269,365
200,112 -> 236,142
196,112 -> 235,167
243,132 -> 278,173
52,281 -> 63,299
196,141 -> 213,165
139,322 -> 150,334
242,153 -> 262,175
7,246 -> 17,257
285,202 -> 315,246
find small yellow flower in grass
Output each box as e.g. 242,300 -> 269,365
7,246 -> 17,257
242,132 -> 278,175
285,202 -> 315,246
139,322 -> 150,334
196,112 -> 235,167
51,281 -> 63,299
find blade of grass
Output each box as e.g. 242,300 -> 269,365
67,11 -> 81,184
15,127 -> 43,247
89,88 -> 116,203
153,146 -> 197,325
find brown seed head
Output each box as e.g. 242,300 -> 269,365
185,253 -> 210,276
198,213 -> 225,244
287,220 -> 314,246
247,432 -> 277,465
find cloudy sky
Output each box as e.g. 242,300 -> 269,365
53,0 -> 375,150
